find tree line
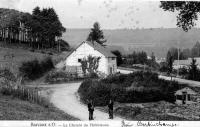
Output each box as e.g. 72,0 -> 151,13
166,41 -> 200,62
0,7 -> 68,51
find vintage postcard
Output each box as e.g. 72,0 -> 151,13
0,0 -> 200,127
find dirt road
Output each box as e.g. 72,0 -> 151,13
49,82 -> 123,121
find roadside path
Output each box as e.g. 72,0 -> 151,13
49,82 -> 124,121
117,68 -> 200,87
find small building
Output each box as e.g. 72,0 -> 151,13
64,41 -> 117,75
175,87 -> 198,105
173,57 -> 200,70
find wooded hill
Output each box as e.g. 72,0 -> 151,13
0,7 -> 68,51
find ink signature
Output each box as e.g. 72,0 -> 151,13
121,120 -> 133,127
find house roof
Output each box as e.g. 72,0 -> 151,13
66,41 -> 116,58
173,57 -> 200,66
175,87 -> 197,95
86,41 -> 116,57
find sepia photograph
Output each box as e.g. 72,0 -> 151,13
1,0 -> 200,125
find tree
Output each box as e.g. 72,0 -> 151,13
87,55 -> 101,74
151,52 -> 156,63
80,55 -> 101,75
167,47 -> 187,60
188,58 -> 199,80
87,22 -> 106,46
111,50 -> 123,66
166,51 -> 173,80
80,58 -> 87,76
57,39 -> 70,52
160,1 -> 200,32
191,41 -> 200,57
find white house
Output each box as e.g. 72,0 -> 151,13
173,57 -> 200,70
64,41 -> 117,75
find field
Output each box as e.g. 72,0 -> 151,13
0,47 -> 47,74
0,94 -> 78,120
0,44 -> 69,76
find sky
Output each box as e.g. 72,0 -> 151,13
0,0 -> 191,29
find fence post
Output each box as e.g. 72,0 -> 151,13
33,89 -> 35,102
30,89 -> 32,102
38,91 -> 41,104
35,89 -> 38,104
27,89 -> 29,101
22,86 -> 24,100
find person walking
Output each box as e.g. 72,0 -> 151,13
108,99 -> 114,119
88,100 -> 94,120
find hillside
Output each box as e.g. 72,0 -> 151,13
62,28 -> 200,58
0,94 -> 76,120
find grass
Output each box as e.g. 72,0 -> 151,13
96,101 -> 188,120
0,45 -> 71,84
0,47 -> 48,75
0,94 -> 78,120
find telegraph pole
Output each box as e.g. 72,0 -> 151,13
177,41 -> 180,77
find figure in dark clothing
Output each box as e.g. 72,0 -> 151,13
108,99 -> 114,119
88,100 -> 94,120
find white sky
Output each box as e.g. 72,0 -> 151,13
1,0 -> 198,29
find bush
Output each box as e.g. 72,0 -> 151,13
78,72 -> 187,106
78,79 -> 111,106
19,57 -> 54,80
89,72 -> 99,79
45,71 -> 80,83
115,106 -> 142,117
41,51 -> 45,54
48,52 -> 53,55
30,49 -> 35,52
0,69 -> 16,82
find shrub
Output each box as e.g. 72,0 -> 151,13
78,72 -> 186,106
48,52 -> 53,55
0,68 -> 16,82
115,106 -> 142,117
41,51 -> 45,54
40,57 -> 54,73
30,49 -> 35,52
78,79 -> 111,106
89,72 -> 98,79
45,71 -> 80,83
19,57 -> 54,80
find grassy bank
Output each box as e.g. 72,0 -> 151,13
0,94 -> 78,120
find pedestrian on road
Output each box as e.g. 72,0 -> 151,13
108,99 -> 114,119
88,100 -> 94,120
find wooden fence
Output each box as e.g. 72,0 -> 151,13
1,85 -> 48,106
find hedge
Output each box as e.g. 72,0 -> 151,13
78,71 -> 187,106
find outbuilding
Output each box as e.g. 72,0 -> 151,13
175,87 -> 198,105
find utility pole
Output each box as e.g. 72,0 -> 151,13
177,41 -> 180,77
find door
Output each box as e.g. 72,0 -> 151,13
110,67 -> 113,74
182,92 -> 187,104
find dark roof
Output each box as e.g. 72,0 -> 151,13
85,41 -> 116,57
66,41 -> 116,58
175,87 -> 197,95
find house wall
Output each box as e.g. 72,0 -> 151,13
175,100 -> 196,105
173,65 -> 188,70
65,42 -> 109,74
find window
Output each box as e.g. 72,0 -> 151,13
112,57 -> 115,60
78,59 -> 82,62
